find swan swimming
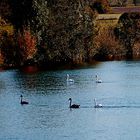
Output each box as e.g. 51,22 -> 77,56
69,98 -> 80,108
94,98 -> 102,108
20,95 -> 29,105
67,74 -> 74,82
95,75 -> 102,83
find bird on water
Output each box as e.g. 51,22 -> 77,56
67,74 -> 74,83
94,98 -> 102,108
69,98 -> 80,108
20,95 -> 29,105
95,75 -> 102,83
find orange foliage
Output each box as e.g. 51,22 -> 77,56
95,28 -> 118,49
94,28 -> 126,60
133,40 -> 140,59
18,27 -> 37,60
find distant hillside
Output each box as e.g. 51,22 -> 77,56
112,6 -> 140,13
109,0 -> 140,6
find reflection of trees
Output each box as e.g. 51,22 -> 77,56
14,71 -> 65,93
0,80 -> 5,94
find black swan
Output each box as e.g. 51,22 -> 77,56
69,98 -> 80,108
20,95 -> 29,105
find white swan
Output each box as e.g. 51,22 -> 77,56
67,74 -> 74,82
94,98 -> 102,108
95,75 -> 102,83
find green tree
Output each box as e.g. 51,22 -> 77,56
115,12 -> 140,59
32,0 -> 97,65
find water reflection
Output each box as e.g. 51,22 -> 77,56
0,80 -> 6,92
13,71 -> 66,94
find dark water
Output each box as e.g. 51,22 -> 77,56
1,61 -> 140,140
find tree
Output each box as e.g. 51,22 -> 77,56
32,0 -> 49,45
0,23 -> 37,67
9,0 -> 33,29
17,27 -> 37,65
94,27 -> 125,60
32,0 -> 97,65
91,0 -> 110,14
115,12 -> 140,59
0,32 -> 20,67
4,0 -> 97,67
0,0 -> 11,20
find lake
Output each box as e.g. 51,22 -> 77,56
0,61 -> 140,140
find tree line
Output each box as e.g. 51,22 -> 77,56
0,0 -> 140,69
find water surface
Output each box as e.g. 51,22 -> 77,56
0,61 -> 140,140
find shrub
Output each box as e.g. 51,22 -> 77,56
94,28 -> 126,60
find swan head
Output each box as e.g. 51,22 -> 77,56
20,95 -> 23,98
69,98 -> 72,101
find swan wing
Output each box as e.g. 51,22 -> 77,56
71,104 -> 80,108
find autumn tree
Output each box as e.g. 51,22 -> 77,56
94,27 -> 125,60
3,0 -> 97,67
17,27 -> 37,65
115,12 -> 140,59
0,18 -> 16,67
0,23 -> 37,67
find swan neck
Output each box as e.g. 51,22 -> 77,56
20,97 -> 22,103
67,75 -> 69,81
69,100 -> 72,108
